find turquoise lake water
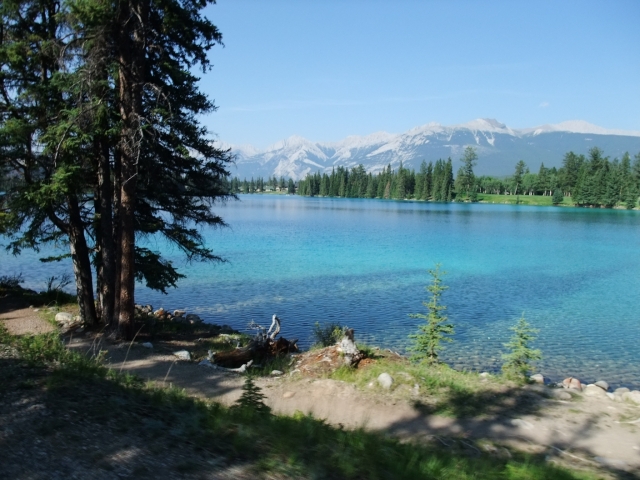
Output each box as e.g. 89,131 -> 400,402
2,195 -> 640,388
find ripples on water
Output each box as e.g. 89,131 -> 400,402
2,196 -> 640,388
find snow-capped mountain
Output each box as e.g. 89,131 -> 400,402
226,119 -> 640,180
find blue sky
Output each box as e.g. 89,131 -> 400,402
200,0 -> 640,148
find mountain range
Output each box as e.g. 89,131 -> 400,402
225,119 -> 640,181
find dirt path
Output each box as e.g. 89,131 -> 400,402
63,334 -> 640,476
0,299 -> 55,336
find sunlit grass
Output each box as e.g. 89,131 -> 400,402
477,193 -> 573,206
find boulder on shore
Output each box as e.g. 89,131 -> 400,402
54,312 -> 74,324
584,384 -> 609,398
185,313 -> 202,323
563,377 -> 583,391
530,373 -> 545,384
622,390 -> 640,405
594,380 -> 609,391
377,373 -> 393,390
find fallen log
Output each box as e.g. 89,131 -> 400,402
211,314 -> 298,368
212,337 -> 298,368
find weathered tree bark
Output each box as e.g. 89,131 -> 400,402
114,0 -> 149,339
67,197 -> 97,326
337,328 -> 364,367
94,133 -> 115,327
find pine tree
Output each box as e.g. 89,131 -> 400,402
459,146 -> 478,199
232,375 -> 271,416
502,314 -> 542,382
552,188 -> 564,205
0,0 -> 232,338
408,264 -> 454,363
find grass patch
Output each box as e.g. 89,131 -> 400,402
477,193 -> 573,207
330,354 -> 549,418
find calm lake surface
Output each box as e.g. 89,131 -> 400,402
2,195 -> 640,388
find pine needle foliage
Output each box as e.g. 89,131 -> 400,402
408,264 -> 454,363
502,314 -> 542,381
232,374 -> 271,416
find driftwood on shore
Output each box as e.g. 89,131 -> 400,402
212,315 -> 298,368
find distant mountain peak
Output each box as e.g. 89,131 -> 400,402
227,119 -> 640,180
522,120 -> 640,137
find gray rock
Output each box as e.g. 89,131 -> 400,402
529,373 -> 545,384
154,308 -> 165,317
584,384 -> 609,398
54,312 -> 74,324
479,372 -> 491,378
594,457 -> 628,469
563,377 -> 583,391
622,390 -> 640,405
173,350 -> 191,361
510,418 -> 534,430
606,392 -> 615,400
551,390 -> 572,401
270,370 -> 283,376
141,342 -> 153,349
186,313 -> 202,323
377,373 -> 393,389
282,391 -> 295,399
594,380 -> 609,391
614,387 -> 630,395
173,310 -> 186,318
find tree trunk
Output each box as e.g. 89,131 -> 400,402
95,135 -> 116,327
115,0 -> 148,339
67,196 -> 97,326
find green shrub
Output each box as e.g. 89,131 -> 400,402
0,273 -> 23,290
312,321 -> 344,347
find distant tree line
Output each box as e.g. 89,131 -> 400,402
228,176 -> 295,194
293,147 -> 640,209
225,147 -> 640,209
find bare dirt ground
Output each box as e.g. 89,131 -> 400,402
65,325 -> 640,477
2,302 -> 640,479
0,298 -> 55,336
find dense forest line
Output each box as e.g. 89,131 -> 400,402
228,147 -> 640,209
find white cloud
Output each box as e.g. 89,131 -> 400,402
539,101 -> 550,108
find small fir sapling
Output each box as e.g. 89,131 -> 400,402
501,314 -> 542,382
408,264 -> 454,363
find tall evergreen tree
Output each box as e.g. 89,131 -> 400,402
458,146 -> 477,199
0,0 -> 232,338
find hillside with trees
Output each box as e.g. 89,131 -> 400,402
231,147 -> 640,209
